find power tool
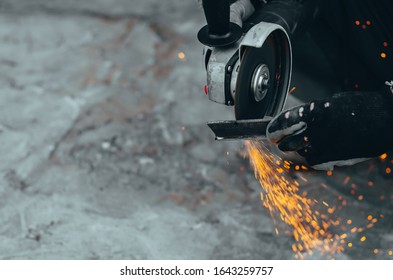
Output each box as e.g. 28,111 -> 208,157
198,0 -> 292,140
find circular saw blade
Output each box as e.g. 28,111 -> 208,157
235,32 -> 290,120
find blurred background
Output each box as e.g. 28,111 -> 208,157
0,0 -> 392,260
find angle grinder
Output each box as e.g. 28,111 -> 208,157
197,0 -> 292,140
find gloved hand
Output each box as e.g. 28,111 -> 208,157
266,91 -> 393,170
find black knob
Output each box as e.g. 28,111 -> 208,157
197,0 -> 242,47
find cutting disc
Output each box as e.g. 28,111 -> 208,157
235,32 -> 290,120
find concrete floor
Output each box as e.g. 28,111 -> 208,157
0,0 -> 392,260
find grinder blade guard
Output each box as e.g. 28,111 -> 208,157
197,0 -> 292,140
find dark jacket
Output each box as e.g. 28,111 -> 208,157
249,0 -> 393,92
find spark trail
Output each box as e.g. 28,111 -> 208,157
246,140 -> 344,258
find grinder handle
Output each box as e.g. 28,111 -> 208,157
202,0 -> 231,37
198,0 -> 242,47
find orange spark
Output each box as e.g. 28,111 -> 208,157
289,87 -> 297,94
379,153 -> 387,160
245,141 -> 341,258
177,52 -> 186,60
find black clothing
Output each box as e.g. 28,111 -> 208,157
254,0 -> 393,167
248,0 -> 393,92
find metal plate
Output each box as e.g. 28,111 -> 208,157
235,31 -> 290,120
207,118 -> 271,141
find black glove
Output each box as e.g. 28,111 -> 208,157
266,91 -> 393,170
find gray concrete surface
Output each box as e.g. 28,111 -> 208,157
0,0 -> 392,260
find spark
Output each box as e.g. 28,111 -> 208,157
381,53 -> 387,59
245,141 -> 341,258
177,52 -> 186,60
289,87 -> 297,94
327,207 -> 335,214
244,140 -> 388,259
379,153 -> 387,160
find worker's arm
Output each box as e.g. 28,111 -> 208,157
266,89 -> 393,170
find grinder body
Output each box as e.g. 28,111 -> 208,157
198,0 -> 293,140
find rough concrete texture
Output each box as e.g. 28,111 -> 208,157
0,0 -> 392,260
